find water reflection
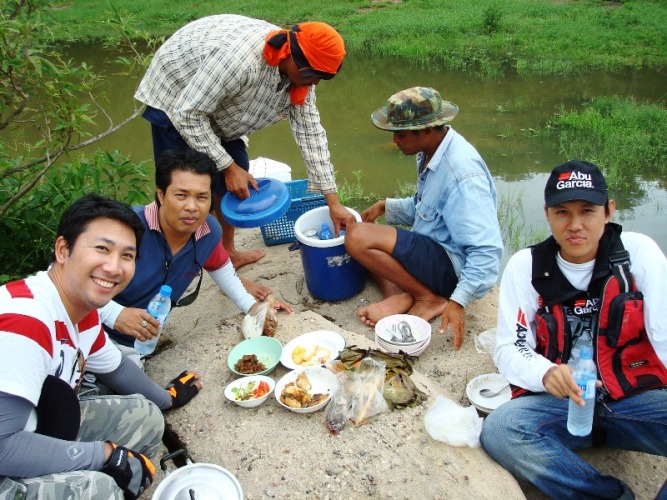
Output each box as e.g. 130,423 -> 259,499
63,46 -> 667,252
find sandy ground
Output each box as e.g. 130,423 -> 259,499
144,227 -> 666,499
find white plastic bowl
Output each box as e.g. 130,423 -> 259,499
274,367 -> 339,414
375,333 -> 431,356
375,314 -> 432,347
224,375 -> 276,408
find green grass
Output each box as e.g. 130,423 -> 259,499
45,0 -> 667,76
543,96 -> 667,197
498,188 -> 548,255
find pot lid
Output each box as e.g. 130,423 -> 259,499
220,177 -> 290,228
153,463 -> 243,500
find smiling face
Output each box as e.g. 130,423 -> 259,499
157,169 -> 212,241
545,199 -> 615,264
53,217 -> 137,322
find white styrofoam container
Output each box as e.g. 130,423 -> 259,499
249,157 -> 292,182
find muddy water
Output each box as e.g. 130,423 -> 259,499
64,46 -> 667,252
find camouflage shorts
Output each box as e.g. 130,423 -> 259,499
0,394 -> 164,500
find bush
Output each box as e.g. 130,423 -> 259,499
0,151 -> 151,282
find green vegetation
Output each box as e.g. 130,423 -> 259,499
498,189 -> 547,256
2,1 -> 665,281
542,96 -> 667,199
45,0 -> 667,76
0,0 -> 153,282
0,152 -> 152,283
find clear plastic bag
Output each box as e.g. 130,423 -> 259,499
474,328 -> 497,355
423,395 -> 483,448
324,358 -> 389,435
241,299 -> 278,339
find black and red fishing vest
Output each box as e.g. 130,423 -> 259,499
511,223 -> 667,400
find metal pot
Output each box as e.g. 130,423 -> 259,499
152,449 -> 243,500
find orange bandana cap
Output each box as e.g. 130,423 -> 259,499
293,22 -> 346,75
264,22 -> 345,105
263,22 -> 346,76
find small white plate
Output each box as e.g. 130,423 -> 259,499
274,367 -> 339,414
466,373 -> 511,414
280,331 -> 346,370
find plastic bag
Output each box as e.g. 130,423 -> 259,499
424,395 -> 483,448
474,328 -> 497,355
324,358 -> 389,435
241,299 -> 278,339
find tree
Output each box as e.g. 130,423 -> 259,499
0,0 -> 156,282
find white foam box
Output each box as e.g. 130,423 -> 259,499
249,157 -> 292,182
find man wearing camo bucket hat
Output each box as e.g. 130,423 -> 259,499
345,87 -> 503,350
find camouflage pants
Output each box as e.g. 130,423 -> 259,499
0,394 -> 164,500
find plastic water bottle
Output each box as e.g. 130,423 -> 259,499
319,223 -> 332,240
134,285 -> 172,356
567,345 -> 597,436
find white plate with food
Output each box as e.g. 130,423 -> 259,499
466,373 -> 511,414
280,330 -> 346,370
274,367 -> 339,414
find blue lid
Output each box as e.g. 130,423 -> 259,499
159,285 -> 172,297
220,178 -> 291,228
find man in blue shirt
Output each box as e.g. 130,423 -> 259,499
345,87 -> 503,349
99,150 -> 292,353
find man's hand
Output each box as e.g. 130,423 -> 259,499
101,442 -> 155,500
166,370 -> 203,409
361,200 -> 386,223
325,193 -> 356,235
269,299 -> 293,314
114,307 -> 160,341
439,300 -> 465,350
223,162 -> 258,200
542,364 -> 602,405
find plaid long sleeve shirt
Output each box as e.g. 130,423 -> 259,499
135,14 -> 337,193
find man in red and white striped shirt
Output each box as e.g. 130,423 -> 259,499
0,194 -> 201,499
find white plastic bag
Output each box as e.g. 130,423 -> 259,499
424,395 -> 483,448
474,328 -> 497,355
241,299 -> 278,339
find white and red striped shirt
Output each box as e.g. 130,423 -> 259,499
0,271 -> 121,409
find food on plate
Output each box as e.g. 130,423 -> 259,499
291,344 -> 331,366
231,380 -> 271,401
234,354 -> 267,374
279,372 -> 329,408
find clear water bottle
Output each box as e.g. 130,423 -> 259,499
319,223 -> 332,240
134,285 -> 172,356
569,347 -> 581,366
567,345 -> 597,436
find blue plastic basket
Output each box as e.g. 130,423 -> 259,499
260,179 -> 326,246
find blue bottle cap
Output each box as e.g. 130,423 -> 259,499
159,285 -> 173,297
220,178 -> 291,228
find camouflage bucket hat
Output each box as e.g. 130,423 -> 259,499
371,87 -> 459,131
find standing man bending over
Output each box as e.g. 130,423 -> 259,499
135,14 -> 356,287
481,160 -> 667,498
100,149 -> 292,352
0,195 -> 201,499
345,87 -> 503,349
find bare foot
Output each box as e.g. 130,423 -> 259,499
407,296 -> 448,322
241,277 -> 271,301
356,293 -> 414,327
230,249 -> 265,269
